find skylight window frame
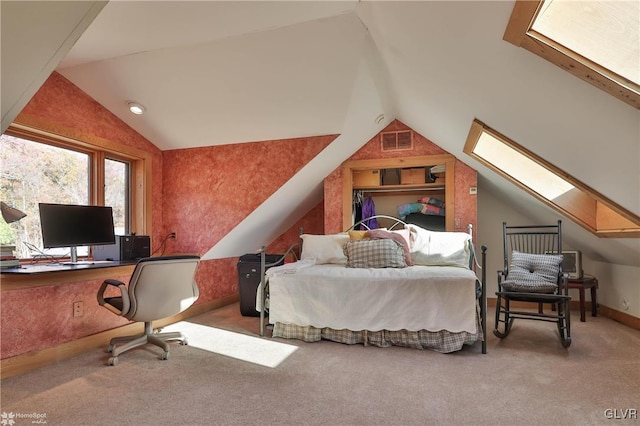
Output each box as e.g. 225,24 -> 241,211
504,0 -> 640,110
464,119 -> 640,238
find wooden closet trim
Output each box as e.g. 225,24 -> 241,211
341,155 -> 456,231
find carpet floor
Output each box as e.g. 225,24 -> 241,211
1,303 -> 639,425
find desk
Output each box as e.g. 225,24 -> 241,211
568,276 -> 598,322
1,260 -> 137,290
1,260 -> 136,275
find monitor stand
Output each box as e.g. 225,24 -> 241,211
61,247 -> 112,266
62,247 -> 85,265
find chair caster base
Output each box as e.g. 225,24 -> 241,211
107,356 -> 119,366
160,351 -> 169,360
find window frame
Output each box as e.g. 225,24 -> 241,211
104,156 -> 132,235
504,0 -> 640,109
464,119 -> 640,238
3,123 -> 150,259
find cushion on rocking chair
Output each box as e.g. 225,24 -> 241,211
501,251 -> 562,293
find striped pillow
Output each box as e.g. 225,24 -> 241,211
501,251 -> 562,293
344,238 -> 407,269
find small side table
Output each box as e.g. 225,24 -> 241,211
568,276 -> 598,322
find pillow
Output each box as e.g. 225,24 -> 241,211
390,228 -> 412,250
344,238 -> 407,269
501,251 -> 562,293
365,229 -> 413,266
406,224 -> 471,268
300,234 -> 349,264
348,230 -> 368,241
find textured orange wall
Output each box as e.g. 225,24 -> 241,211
324,120 -> 477,237
2,72 -> 163,359
162,136 -> 334,303
267,201 -> 325,254
1,80 -> 472,361
1,73 -> 332,359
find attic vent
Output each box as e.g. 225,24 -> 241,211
381,131 -> 413,152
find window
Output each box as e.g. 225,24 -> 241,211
464,119 -> 640,237
504,0 -> 640,109
0,125 -> 142,259
105,158 -> 130,236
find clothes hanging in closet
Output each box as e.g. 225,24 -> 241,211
361,196 -> 378,230
352,190 -> 363,226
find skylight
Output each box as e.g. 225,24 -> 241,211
532,0 -> 639,86
504,0 -> 640,109
474,131 -> 575,201
464,119 -> 640,237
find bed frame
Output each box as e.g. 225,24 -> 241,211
257,215 -> 487,354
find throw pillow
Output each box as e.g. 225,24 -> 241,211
300,233 -> 350,264
501,251 -> 562,293
406,224 -> 471,268
365,229 -> 413,266
344,238 -> 407,269
348,230 -> 368,241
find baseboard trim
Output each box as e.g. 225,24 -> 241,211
487,297 -> 639,331
0,295 -> 238,380
598,305 -> 640,330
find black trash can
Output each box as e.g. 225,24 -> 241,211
237,253 -> 284,317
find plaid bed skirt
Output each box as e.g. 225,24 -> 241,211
272,304 -> 484,354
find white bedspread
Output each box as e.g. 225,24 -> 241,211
265,263 -> 477,333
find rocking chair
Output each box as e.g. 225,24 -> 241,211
494,221 -> 571,348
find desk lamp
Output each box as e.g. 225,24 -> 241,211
1,202 -> 27,223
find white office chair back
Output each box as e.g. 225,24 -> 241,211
127,256 -> 200,322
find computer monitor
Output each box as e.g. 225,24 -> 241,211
38,203 -> 116,263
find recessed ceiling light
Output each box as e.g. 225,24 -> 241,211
127,101 -> 146,115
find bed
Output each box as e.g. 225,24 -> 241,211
257,216 -> 487,354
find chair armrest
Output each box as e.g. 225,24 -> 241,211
103,278 -> 125,287
97,278 -> 130,316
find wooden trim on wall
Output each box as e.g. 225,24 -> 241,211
464,119 -> 640,238
502,0 -> 540,46
6,123 -> 153,237
0,295 -> 239,379
341,165 -> 352,232
487,297 -> 640,331
503,0 -> 639,109
341,155 -> 456,231
598,305 -> 640,331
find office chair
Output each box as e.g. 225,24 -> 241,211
494,221 -> 571,347
97,255 -> 200,365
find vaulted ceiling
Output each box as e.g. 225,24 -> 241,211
2,1 -> 638,266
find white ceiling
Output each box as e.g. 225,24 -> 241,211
2,1 -> 639,266
57,1 -> 365,150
